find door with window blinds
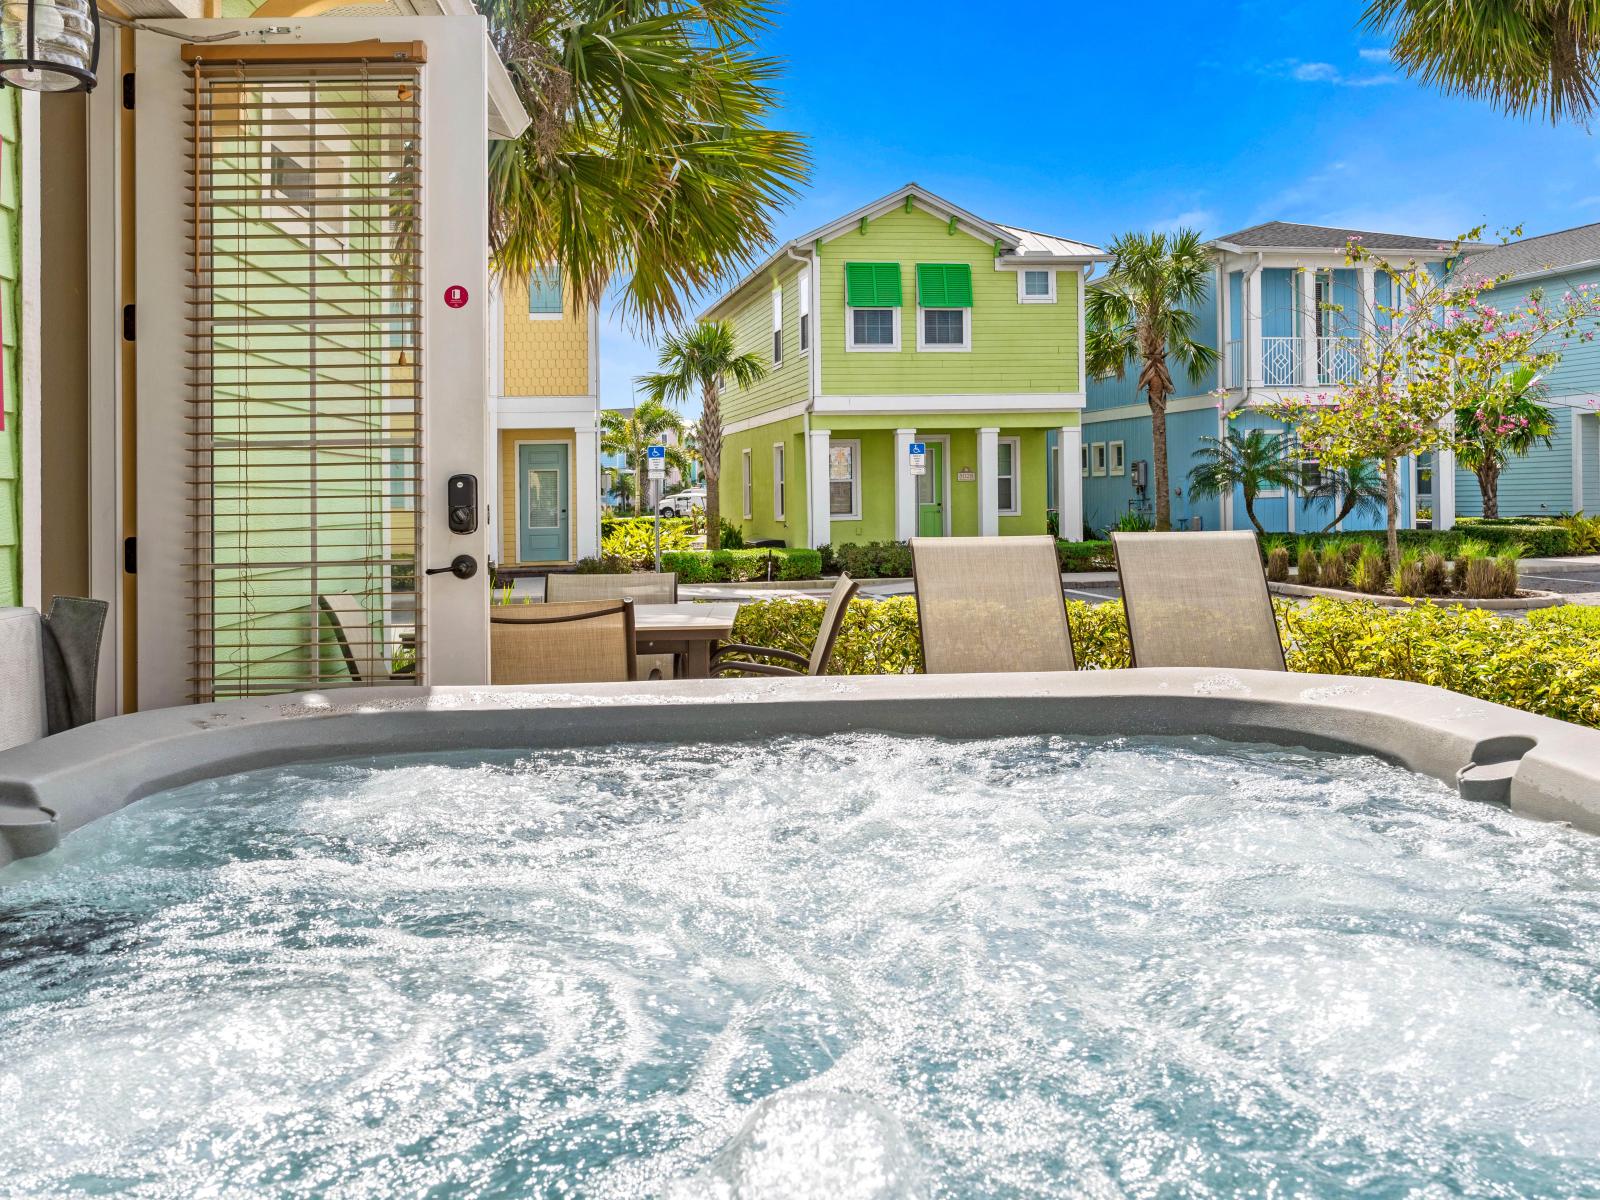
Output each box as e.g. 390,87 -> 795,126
136,23 -> 493,708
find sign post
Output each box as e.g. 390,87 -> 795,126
647,444 -> 667,571
908,441 -> 927,477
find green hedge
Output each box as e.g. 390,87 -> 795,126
730,595 -> 1600,728
819,539 -> 1116,577
662,548 -> 823,583
1268,526 -> 1572,558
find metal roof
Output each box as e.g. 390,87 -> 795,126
1450,222 -> 1600,283
997,224 -> 1103,258
1210,220 -> 1458,252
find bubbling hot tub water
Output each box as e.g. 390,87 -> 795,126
2,733 -> 1598,1198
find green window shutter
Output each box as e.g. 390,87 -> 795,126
916,263 -> 973,308
845,262 -> 902,307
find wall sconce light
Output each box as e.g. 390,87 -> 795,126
0,0 -> 99,92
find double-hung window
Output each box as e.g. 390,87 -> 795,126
798,270 -> 811,352
828,440 -> 861,519
771,286 -> 783,366
742,449 -> 754,519
916,262 -> 973,351
1091,443 -> 1108,477
1018,269 -> 1056,303
773,443 -> 786,519
1109,441 -> 1126,476
528,265 -> 563,317
997,438 -> 1021,515
845,262 -> 902,351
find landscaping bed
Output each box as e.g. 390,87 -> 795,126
731,595 -> 1600,729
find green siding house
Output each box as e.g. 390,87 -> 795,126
703,184 -> 1104,548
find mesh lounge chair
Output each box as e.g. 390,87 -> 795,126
318,593 -> 389,683
546,571 -> 676,678
491,598 -> 637,684
710,574 -> 860,678
910,536 -> 1075,674
1111,530 -> 1287,671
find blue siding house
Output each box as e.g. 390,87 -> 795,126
1447,224 -> 1600,520
1082,222 -> 1460,535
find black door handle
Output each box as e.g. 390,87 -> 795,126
425,554 -> 478,580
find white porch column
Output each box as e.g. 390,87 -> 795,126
894,427 -> 918,542
1057,425 -> 1083,542
1218,265 -> 1233,389
574,422 -> 601,559
978,427 -> 1001,537
1298,267 -> 1317,387
1358,265 -> 1376,345
1217,406 -> 1235,531
1245,266 -> 1264,389
1435,448 -> 1457,532
806,428 -> 831,550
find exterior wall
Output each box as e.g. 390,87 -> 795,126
721,415 -> 807,545
1585,414 -> 1600,515
722,260 -> 809,427
501,275 -> 591,397
0,91 -> 20,607
1082,407 -> 1224,535
499,427 -> 578,564
1453,407 -> 1577,519
1085,274 -> 1219,411
816,205 -> 1082,397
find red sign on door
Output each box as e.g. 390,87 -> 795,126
444,285 -> 469,309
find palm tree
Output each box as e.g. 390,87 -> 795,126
1455,365 -> 1557,519
1186,428 -> 1302,535
1361,0 -> 1600,124
600,400 -> 692,517
1303,459 -> 1388,532
1086,230 -> 1220,531
480,0 -> 810,326
639,321 -> 768,549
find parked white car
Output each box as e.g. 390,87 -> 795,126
657,486 -> 705,518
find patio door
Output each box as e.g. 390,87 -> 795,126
518,444 -> 569,563
134,19 -> 493,707
917,440 -> 946,536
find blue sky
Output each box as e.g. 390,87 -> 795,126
597,0 -> 1598,411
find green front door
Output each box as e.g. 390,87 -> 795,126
518,443 -> 569,562
916,440 -> 945,536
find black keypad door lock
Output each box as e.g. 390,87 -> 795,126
425,554 -> 478,581
448,474 -> 479,534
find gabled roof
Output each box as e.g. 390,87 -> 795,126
1450,222 -> 1600,283
699,183 -> 1104,320
1209,220 -> 1459,254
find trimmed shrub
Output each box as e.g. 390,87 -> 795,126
1391,550 -> 1425,597
1295,545 -> 1320,586
825,541 -> 914,579
1263,526 -> 1572,560
1056,540 -> 1117,572
1266,545 -> 1290,582
1421,552 -> 1448,594
731,595 -> 1600,727
574,555 -> 632,575
1557,511 -> 1600,554
661,548 -> 823,583
1318,545 -> 1349,589
1352,547 -> 1388,594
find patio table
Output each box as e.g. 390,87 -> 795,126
633,602 -> 740,679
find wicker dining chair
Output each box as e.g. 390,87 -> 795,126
710,574 -> 860,678
1111,530 -> 1287,671
545,572 -> 677,678
490,598 -> 638,684
910,536 -> 1075,674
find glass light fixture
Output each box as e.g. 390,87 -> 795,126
0,0 -> 98,92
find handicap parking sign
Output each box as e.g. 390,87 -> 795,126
908,442 -> 927,476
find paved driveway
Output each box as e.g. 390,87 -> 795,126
1517,556 -> 1600,601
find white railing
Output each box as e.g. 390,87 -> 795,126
1316,336 -> 1360,385
1261,336 -> 1301,386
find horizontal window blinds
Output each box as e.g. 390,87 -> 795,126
187,57 -> 425,701
916,263 -> 973,307
844,262 -> 902,308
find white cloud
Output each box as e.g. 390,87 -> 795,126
1152,208 -> 1216,234
1281,58 -> 1397,87
1357,47 -> 1391,62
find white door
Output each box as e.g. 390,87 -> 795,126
134,18 -> 492,706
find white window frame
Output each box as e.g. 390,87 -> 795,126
916,306 -> 971,352
1109,441 -> 1126,476
997,436 -> 1021,516
1091,442 -> 1108,477
527,265 -> 564,320
827,438 -> 862,520
742,448 -> 753,519
798,269 -> 811,353
1017,268 -> 1056,303
1081,443 -> 1090,478
772,442 -> 786,520
771,285 -> 784,366
846,306 -> 901,352
261,120 -> 350,265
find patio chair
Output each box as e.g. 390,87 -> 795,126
491,598 -> 637,684
710,574 -> 860,678
1111,530 -> 1287,671
546,571 -> 676,678
910,536 -> 1075,674
318,593 -> 389,683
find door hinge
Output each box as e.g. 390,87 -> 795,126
122,304 -> 135,342
123,536 -> 137,575
122,73 -> 134,110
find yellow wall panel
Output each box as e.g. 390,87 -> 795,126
501,276 -> 591,397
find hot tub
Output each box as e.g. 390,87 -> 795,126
2,671 -> 1600,1197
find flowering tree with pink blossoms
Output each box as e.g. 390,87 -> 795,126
1263,230 -> 1600,569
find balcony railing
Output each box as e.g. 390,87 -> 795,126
1261,336 -> 1301,386
1256,336 -> 1361,388
1315,336 -> 1361,385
